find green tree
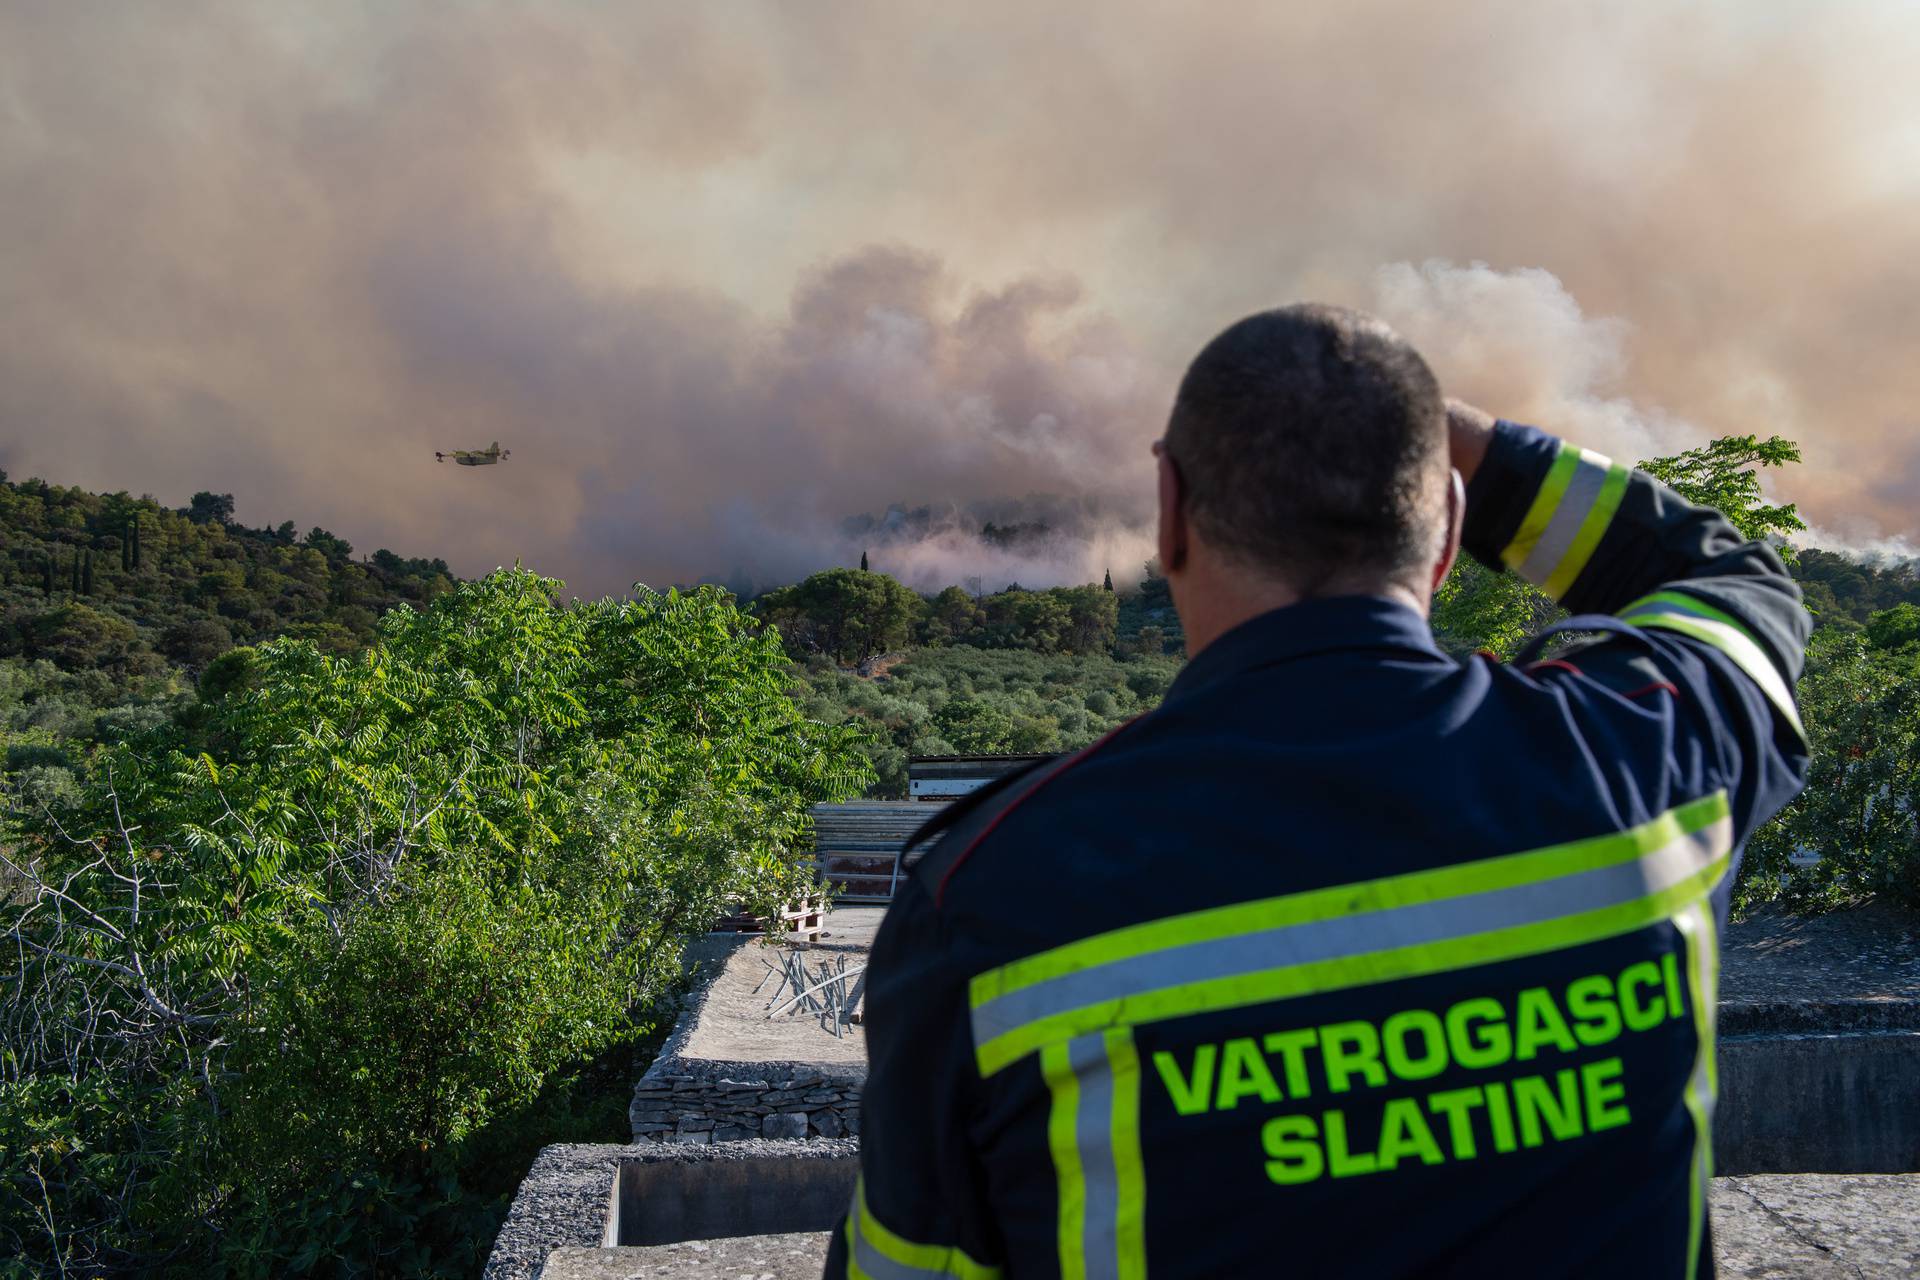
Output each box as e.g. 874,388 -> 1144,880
1057,585 -> 1120,654
1864,603 -> 1920,654
1638,435 -> 1806,552
16,603 -> 142,674
184,491 -> 236,526
1431,560 -> 1556,659
918,586 -> 981,647
1741,629 -> 1920,913
756,568 -> 922,665
933,696 -> 1015,753
160,617 -> 234,669
303,527 -> 353,561
0,569 -> 871,1274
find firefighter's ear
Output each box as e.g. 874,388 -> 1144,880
1431,467 -> 1465,593
1155,440 -> 1189,574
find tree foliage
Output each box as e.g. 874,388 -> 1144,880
758,571 -> 1121,666
755,568 -> 923,665
0,569 -> 870,1275
1637,435 -> 1806,552
1739,619 -> 1920,914
791,645 -> 1182,795
0,472 -> 454,682
0,473 -> 458,841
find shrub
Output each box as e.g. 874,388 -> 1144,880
1740,628 -> 1920,914
0,569 -> 870,1274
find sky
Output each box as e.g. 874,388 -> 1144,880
3,1 -> 1918,596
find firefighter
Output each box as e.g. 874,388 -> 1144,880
826,304 -> 1809,1279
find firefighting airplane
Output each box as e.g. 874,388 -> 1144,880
435,442 -> 511,467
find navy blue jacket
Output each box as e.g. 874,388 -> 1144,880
827,421 -> 1811,1280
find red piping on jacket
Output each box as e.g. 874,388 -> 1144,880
1620,680 -> 1681,700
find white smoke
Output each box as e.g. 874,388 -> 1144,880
1370,260 -> 1696,465
4,3 -> 1916,596
1799,524 -> 1920,568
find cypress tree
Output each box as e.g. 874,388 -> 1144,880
83,551 -> 95,596
71,551 -> 81,595
130,519 -> 141,570
860,550 -> 870,572
1103,568 -> 1114,592
121,525 -> 131,571
42,552 -> 54,597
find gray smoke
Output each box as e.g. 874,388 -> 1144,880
2,2 -> 1915,597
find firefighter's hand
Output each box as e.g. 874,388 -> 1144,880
1445,398 -> 1496,485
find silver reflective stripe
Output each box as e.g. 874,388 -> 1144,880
1045,1032 -> 1145,1280
1517,447 -> 1613,583
972,816 -> 1732,1051
1072,1034 -> 1123,1280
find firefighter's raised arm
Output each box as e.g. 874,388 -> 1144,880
1450,397 -> 1812,840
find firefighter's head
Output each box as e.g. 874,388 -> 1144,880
1155,303 -> 1461,642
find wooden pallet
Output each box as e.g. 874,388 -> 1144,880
712,894 -> 826,941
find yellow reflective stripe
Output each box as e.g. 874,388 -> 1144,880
1672,900 -> 1721,1280
972,792 -> 1730,1012
976,849 -> 1729,1075
847,1176 -> 1002,1280
1540,462 -> 1631,600
1042,1042 -> 1087,1280
1047,1031 -> 1150,1280
1621,591 -> 1807,743
1498,437 -> 1628,598
1106,1030 -> 1148,1280
1501,441 -> 1583,570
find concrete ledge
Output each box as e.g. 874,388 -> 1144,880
481,1141 -> 857,1280
519,1174 -> 1920,1279
1714,903 -> 1920,1176
1716,1174 -> 1920,1277
1719,1028 -> 1920,1174
614,1149 -> 856,1244
541,1236 -> 830,1280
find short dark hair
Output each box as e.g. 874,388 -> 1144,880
1165,304 -> 1447,592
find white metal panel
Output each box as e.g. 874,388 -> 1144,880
910,778 -> 987,798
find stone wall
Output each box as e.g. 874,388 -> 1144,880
630,1064 -> 864,1144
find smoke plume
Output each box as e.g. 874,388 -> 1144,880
2,2 -> 1916,596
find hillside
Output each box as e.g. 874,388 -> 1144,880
1794,547 -> 1920,627
0,474 -> 454,676
0,473 -> 455,816
8,463 -> 1920,818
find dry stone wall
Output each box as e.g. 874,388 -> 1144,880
631,1060 -> 865,1144
634,945 -> 868,1144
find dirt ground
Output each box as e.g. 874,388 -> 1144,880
677,907 -> 885,1066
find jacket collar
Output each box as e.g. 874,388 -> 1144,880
1162,594 -> 1450,704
